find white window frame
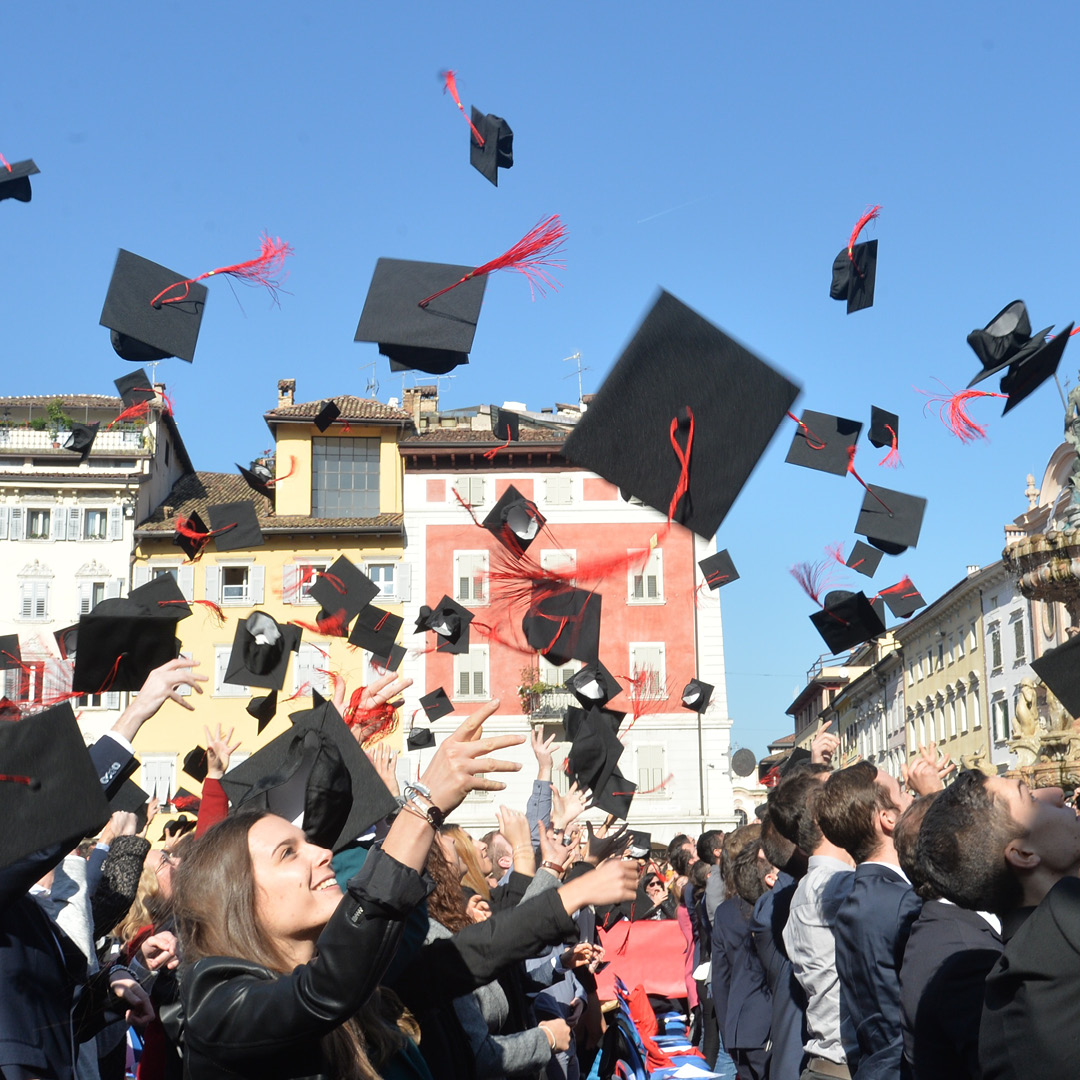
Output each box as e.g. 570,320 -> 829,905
452,476 -> 486,508
214,644 -> 249,697
26,508 -> 52,541
992,697 -> 1009,744
18,579 -> 49,621
220,565 -> 250,606
627,548 -> 664,604
629,642 -> 666,700
282,561 -> 329,605
1012,615 -> 1027,660
77,689 -> 123,711
636,744 -> 668,798
140,753 -> 176,805
958,690 -> 968,734
453,646 -> 490,702
83,508 -> 109,542
544,475 -> 573,506
293,642 -> 332,698
366,562 -> 397,599
454,551 -> 489,605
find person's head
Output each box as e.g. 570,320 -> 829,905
759,810 -> 806,880
670,845 -> 694,879
732,832 -> 775,906
768,763 -> 830,855
667,834 -> 693,865
816,761 -> 909,865
473,834 -> 493,876
441,825 -> 491,901
643,873 -> 667,905
917,770 -> 1080,914
696,828 -> 726,866
114,860 -> 163,943
148,831 -> 192,904
719,823 -> 761,900
435,829 -> 466,880
425,834 -> 471,933
482,830 -> 513,877
894,794 -> 939,900
690,858 -> 711,891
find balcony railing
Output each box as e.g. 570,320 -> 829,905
526,688 -> 575,720
0,428 -> 145,453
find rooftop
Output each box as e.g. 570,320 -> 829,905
264,395 -> 412,424
400,423 -> 567,446
0,394 -> 122,410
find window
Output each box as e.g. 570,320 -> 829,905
77,690 -> 122,710
4,662 -> 46,707
958,691 -> 968,734
947,635 -> 955,665
214,645 -> 248,697
79,581 -> 106,615
84,509 -> 108,540
956,631 -> 965,659
140,754 -> 176,805
545,475 -> 573,505
636,745 -> 666,795
453,647 -> 489,701
629,643 -> 665,699
971,691 -> 981,729
907,660 -> 914,687
628,549 -> 663,604
1014,618 -> 1026,660
368,563 -> 396,598
539,656 -> 579,687
283,562 -> 329,605
992,699 -> 1010,744
221,567 -> 250,605
19,581 -> 48,620
26,509 -> 50,540
970,621 -> 978,652
454,552 -> 488,604
204,565 -> 262,607
293,642 -> 332,697
948,699 -> 957,738
452,476 -> 485,508
311,437 -> 380,517
937,643 -> 944,671
153,567 -> 177,581
926,648 -> 933,677
990,628 -> 1002,671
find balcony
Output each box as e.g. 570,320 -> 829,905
526,687 -> 575,720
0,427 -> 145,455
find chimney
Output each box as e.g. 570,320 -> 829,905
153,382 -> 166,401
277,379 -> 295,407
966,565 -> 981,576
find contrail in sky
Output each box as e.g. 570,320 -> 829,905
636,195 -> 708,224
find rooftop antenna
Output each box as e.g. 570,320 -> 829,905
560,352 -> 586,406
359,360 -> 380,399
434,372 -> 457,399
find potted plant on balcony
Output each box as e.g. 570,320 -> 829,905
46,399 -> 74,448
517,665 -> 559,716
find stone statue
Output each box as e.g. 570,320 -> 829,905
961,749 -> 994,776
1014,678 -> 1040,737
1046,685 -> 1075,732
1060,379 -> 1080,531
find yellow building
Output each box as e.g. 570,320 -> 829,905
130,381 -> 413,809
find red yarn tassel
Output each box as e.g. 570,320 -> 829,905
848,205 -> 881,265
440,69 -> 485,145
107,388 -> 174,430
418,214 -> 566,308
482,436 -> 511,460
876,576 -> 917,600
150,234 -> 293,307
917,385 -> 1007,443
265,456 -> 297,487
786,411 -> 826,450
157,599 -> 226,626
667,407 -> 694,522
344,686 -> 400,745
0,153 -> 10,172
790,559 -> 835,606
878,424 -> 901,468
290,609 -> 350,638
846,446 -> 893,514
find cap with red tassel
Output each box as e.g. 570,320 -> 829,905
917,383 -> 1007,443
439,70 -> 485,146
830,205 -> 880,313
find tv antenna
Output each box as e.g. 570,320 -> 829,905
359,361 -> 380,399
560,352 -> 587,406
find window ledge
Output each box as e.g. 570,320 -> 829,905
627,599 -> 666,606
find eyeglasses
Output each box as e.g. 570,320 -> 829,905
155,850 -> 180,874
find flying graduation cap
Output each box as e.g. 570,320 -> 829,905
0,156 -> 40,204
418,687 -> 454,723
416,596 -> 473,654
877,577 -> 926,618
809,590 -> 888,653
490,406 -> 520,444
247,690 -> 278,734
785,410 -> 863,476
830,206 -> 879,313
853,485 -> 927,555
72,614 -> 180,693
63,423 -> 99,463
1031,635 -> 1080,719
681,678 -> 713,713
224,613 -> 301,691
407,726 -> 437,750
699,549 -> 739,590
348,605 -> 404,658
237,462 -> 275,501
565,661 -> 621,709
308,556 -> 379,627
314,401 -> 341,432
482,485 -> 545,555
845,540 -> 883,578
470,107 -> 514,186
868,406 -> 901,467
522,585 -> 601,667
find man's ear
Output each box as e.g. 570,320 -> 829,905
498,853 -> 513,870
879,807 -> 900,838
764,867 -> 779,890
1004,838 -> 1041,873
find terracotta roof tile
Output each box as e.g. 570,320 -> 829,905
0,394 -> 122,408
264,396 -> 412,423
400,424 -> 567,446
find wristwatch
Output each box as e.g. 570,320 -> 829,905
403,781 -> 447,828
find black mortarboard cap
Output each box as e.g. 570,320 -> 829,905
845,541 -> 883,578
785,410 -> 862,476
308,556 -> 379,625
54,624 -> 79,661
0,636 -> 22,670
247,690 -> 278,734
522,585 -> 601,666
224,613 -> 301,691
114,369 -> 156,410
407,727 -> 437,751
565,662 -> 621,709
0,698 -> 19,721
0,158 -> 40,204
490,406 -> 520,443
63,423 -> 99,463
879,579 -> 926,619
161,815 -> 197,841
354,257 -> 487,375
868,406 -> 899,450
1032,635 -> 1080,718
470,107 -> 514,186
482,484 -> 545,555
567,709 -> 625,796
73,614 -> 179,693
371,643 -> 406,673
183,746 -> 209,783
830,239 -> 878,314
416,596 -> 474,654
592,769 -> 636,819
419,688 -> 454,723
172,787 -> 201,812
564,704 -> 624,744
627,831 -> 652,859
100,249 -> 207,364
103,572 -> 192,620
681,678 -> 713,713
237,462 -> 275,501
1000,325 -> 1073,415
967,300 -> 1053,387
348,605 -> 404,656
207,501 -> 263,551
854,485 -> 927,554
220,698 -> 398,851
110,778 -> 151,828
779,746 -> 812,778
314,400 -> 341,432
809,590 -> 887,653
698,549 -> 739,591
174,510 -> 209,561
0,702 -> 110,871
563,291 -> 800,540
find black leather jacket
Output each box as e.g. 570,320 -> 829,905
179,848 -> 428,1080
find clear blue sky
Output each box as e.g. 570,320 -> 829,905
4,2 -> 1077,758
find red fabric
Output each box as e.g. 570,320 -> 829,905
136,1018 -> 167,1080
628,984 -> 657,1037
596,920 -> 690,1000
195,777 -> 228,837
677,902 -> 699,1008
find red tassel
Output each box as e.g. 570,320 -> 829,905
667,407 -> 694,522
824,542 -> 847,568
175,515 -> 235,558
875,575 -> 917,600
847,446 -> 893,514
418,214 -> 566,308
0,154 -> 10,172
786,411 -> 826,450
290,608 -> 350,638
848,205 -> 881,264
440,69 -> 485,145
878,424 -> 901,468
265,455 -> 297,488
316,571 -> 348,595
344,686 -> 400,745
917,385 -> 1007,443
790,559 -> 835,606
482,436 -> 511,460
157,599 -> 226,626
172,794 -> 200,811
150,234 -> 293,307
107,388 -> 175,430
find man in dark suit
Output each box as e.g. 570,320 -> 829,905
817,762 -> 921,1080
915,770 -> 1080,1080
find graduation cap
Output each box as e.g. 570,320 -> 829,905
627,831 -> 652,859
845,540 -> 883,578
522,585 -> 601,666
54,624 -> 79,662
470,107 -> 514,185
785,410 -> 862,477
220,698 -> 399,852
779,746 -> 812,778
809,590 -> 887,653
62,423 -> 99,463
237,462 -> 275,501
407,727 -> 437,751
371,643 -> 406,673
1031,635 -> 1080,718
482,484 -> 545,555
877,578 -> 926,619
868,406 -> 899,450
565,662 -> 621,709
206,501 -> 264,551
0,698 -> 20,721
354,258 -> 487,375
348,605 -> 404,657
172,787 -> 201,812
224,613 -> 301,691
308,556 -> 379,626
110,778 -> 151,832
100,250 -> 209,364
967,300 -> 1054,387
699,549 -> 739,590
830,207 -> 880,314
183,746 -> 209,783
680,678 -> 713,713
314,401 -> 341,432
247,690 -> 278,734
161,815 -> 197,841
563,290 -> 800,540
0,158 -> 40,204
567,709 -> 625,796
1000,325 -> 1073,415
0,702 -> 110,871
419,687 -> 454,723
114,369 -> 156,410
592,769 -> 636,819
0,635 -> 22,671
174,510 -> 210,561
72,614 -> 180,693
490,405 -> 520,443
853,485 -> 927,554
564,703 -> 624,744
97,572 -> 191,620
416,596 -> 474,654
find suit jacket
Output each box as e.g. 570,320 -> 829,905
899,900 -> 1001,1080
834,861 -> 922,1080
751,872 -> 807,1080
980,875 -> 1080,1080
712,896 -> 773,1051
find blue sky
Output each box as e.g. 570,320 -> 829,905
4,2 -> 1078,757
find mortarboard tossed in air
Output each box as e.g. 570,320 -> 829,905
407,727 -> 437,751
72,614 -> 180,694
1031,635 -> 1080,718
419,687 -> 454,723
161,815 -> 197,841
224,613 -> 302,691
174,510 -> 209,561
592,769 -> 636,819
482,484 -> 545,555
853,485 -> 927,555
565,662 -> 621,709
1000,324 -> 1073,414
563,290 -> 800,539
877,577 -> 926,619
62,423 -> 99,463
54,624 -> 79,661
0,698 -> 20,721
307,556 -> 379,628
967,300 -> 1055,387
565,703 -> 624,743
522,585 -> 601,666
348,605 -> 404,657
470,107 -> 514,186
114,369 -> 156,410
490,405 -> 520,444
809,590 -> 887,653
830,206 -> 879,314
868,406 -> 901,467
567,708 -> 625,798
416,596 -> 474,654
247,690 -> 278,734
206,501 -> 264,552
785,410 -> 863,477
183,746 -> 209,783
699,549 -> 739,590
0,702 -> 110,871
0,635 -> 22,671
314,401 -> 341,432
172,787 -> 201,812
237,462 -> 275,501
109,778 -> 152,831
627,831 -> 652,859
220,697 -> 399,852
845,540 -> 883,578
0,156 -> 40,205
681,678 -> 713,713
371,643 -> 406,673
97,572 -> 192,621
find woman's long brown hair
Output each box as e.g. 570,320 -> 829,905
441,824 -> 491,901
425,839 -> 471,933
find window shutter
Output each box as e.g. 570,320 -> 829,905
203,565 -> 221,603
396,562 -> 411,602
36,583 -> 48,620
67,507 -> 81,541
214,646 -> 229,692
132,565 -> 150,589
282,565 -> 298,605
19,583 -> 31,619
9,508 -> 23,541
107,505 -> 123,541
50,508 -> 64,541
106,579 -> 123,599
104,691 -> 121,710
249,566 -> 265,604
78,582 -> 92,615
0,507 -> 7,540
178,565 -> 194,601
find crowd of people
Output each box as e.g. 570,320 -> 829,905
4,659 -> 1079,1080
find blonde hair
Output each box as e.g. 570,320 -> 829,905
114,861 -> 162,944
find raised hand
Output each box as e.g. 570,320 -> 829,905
531,727 -> 557,780
366,743 -> 401,798
140,930 -> 180,972
204,724 -> 242,781
138,797 -> 160,838
902,741 -> 956,796
112,658 -> 208,741
811,720 -> 840,766
100,810 -> 137,846
550,781 -> 588,832
559,855 -> 639,911
584,820 -> 631,865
